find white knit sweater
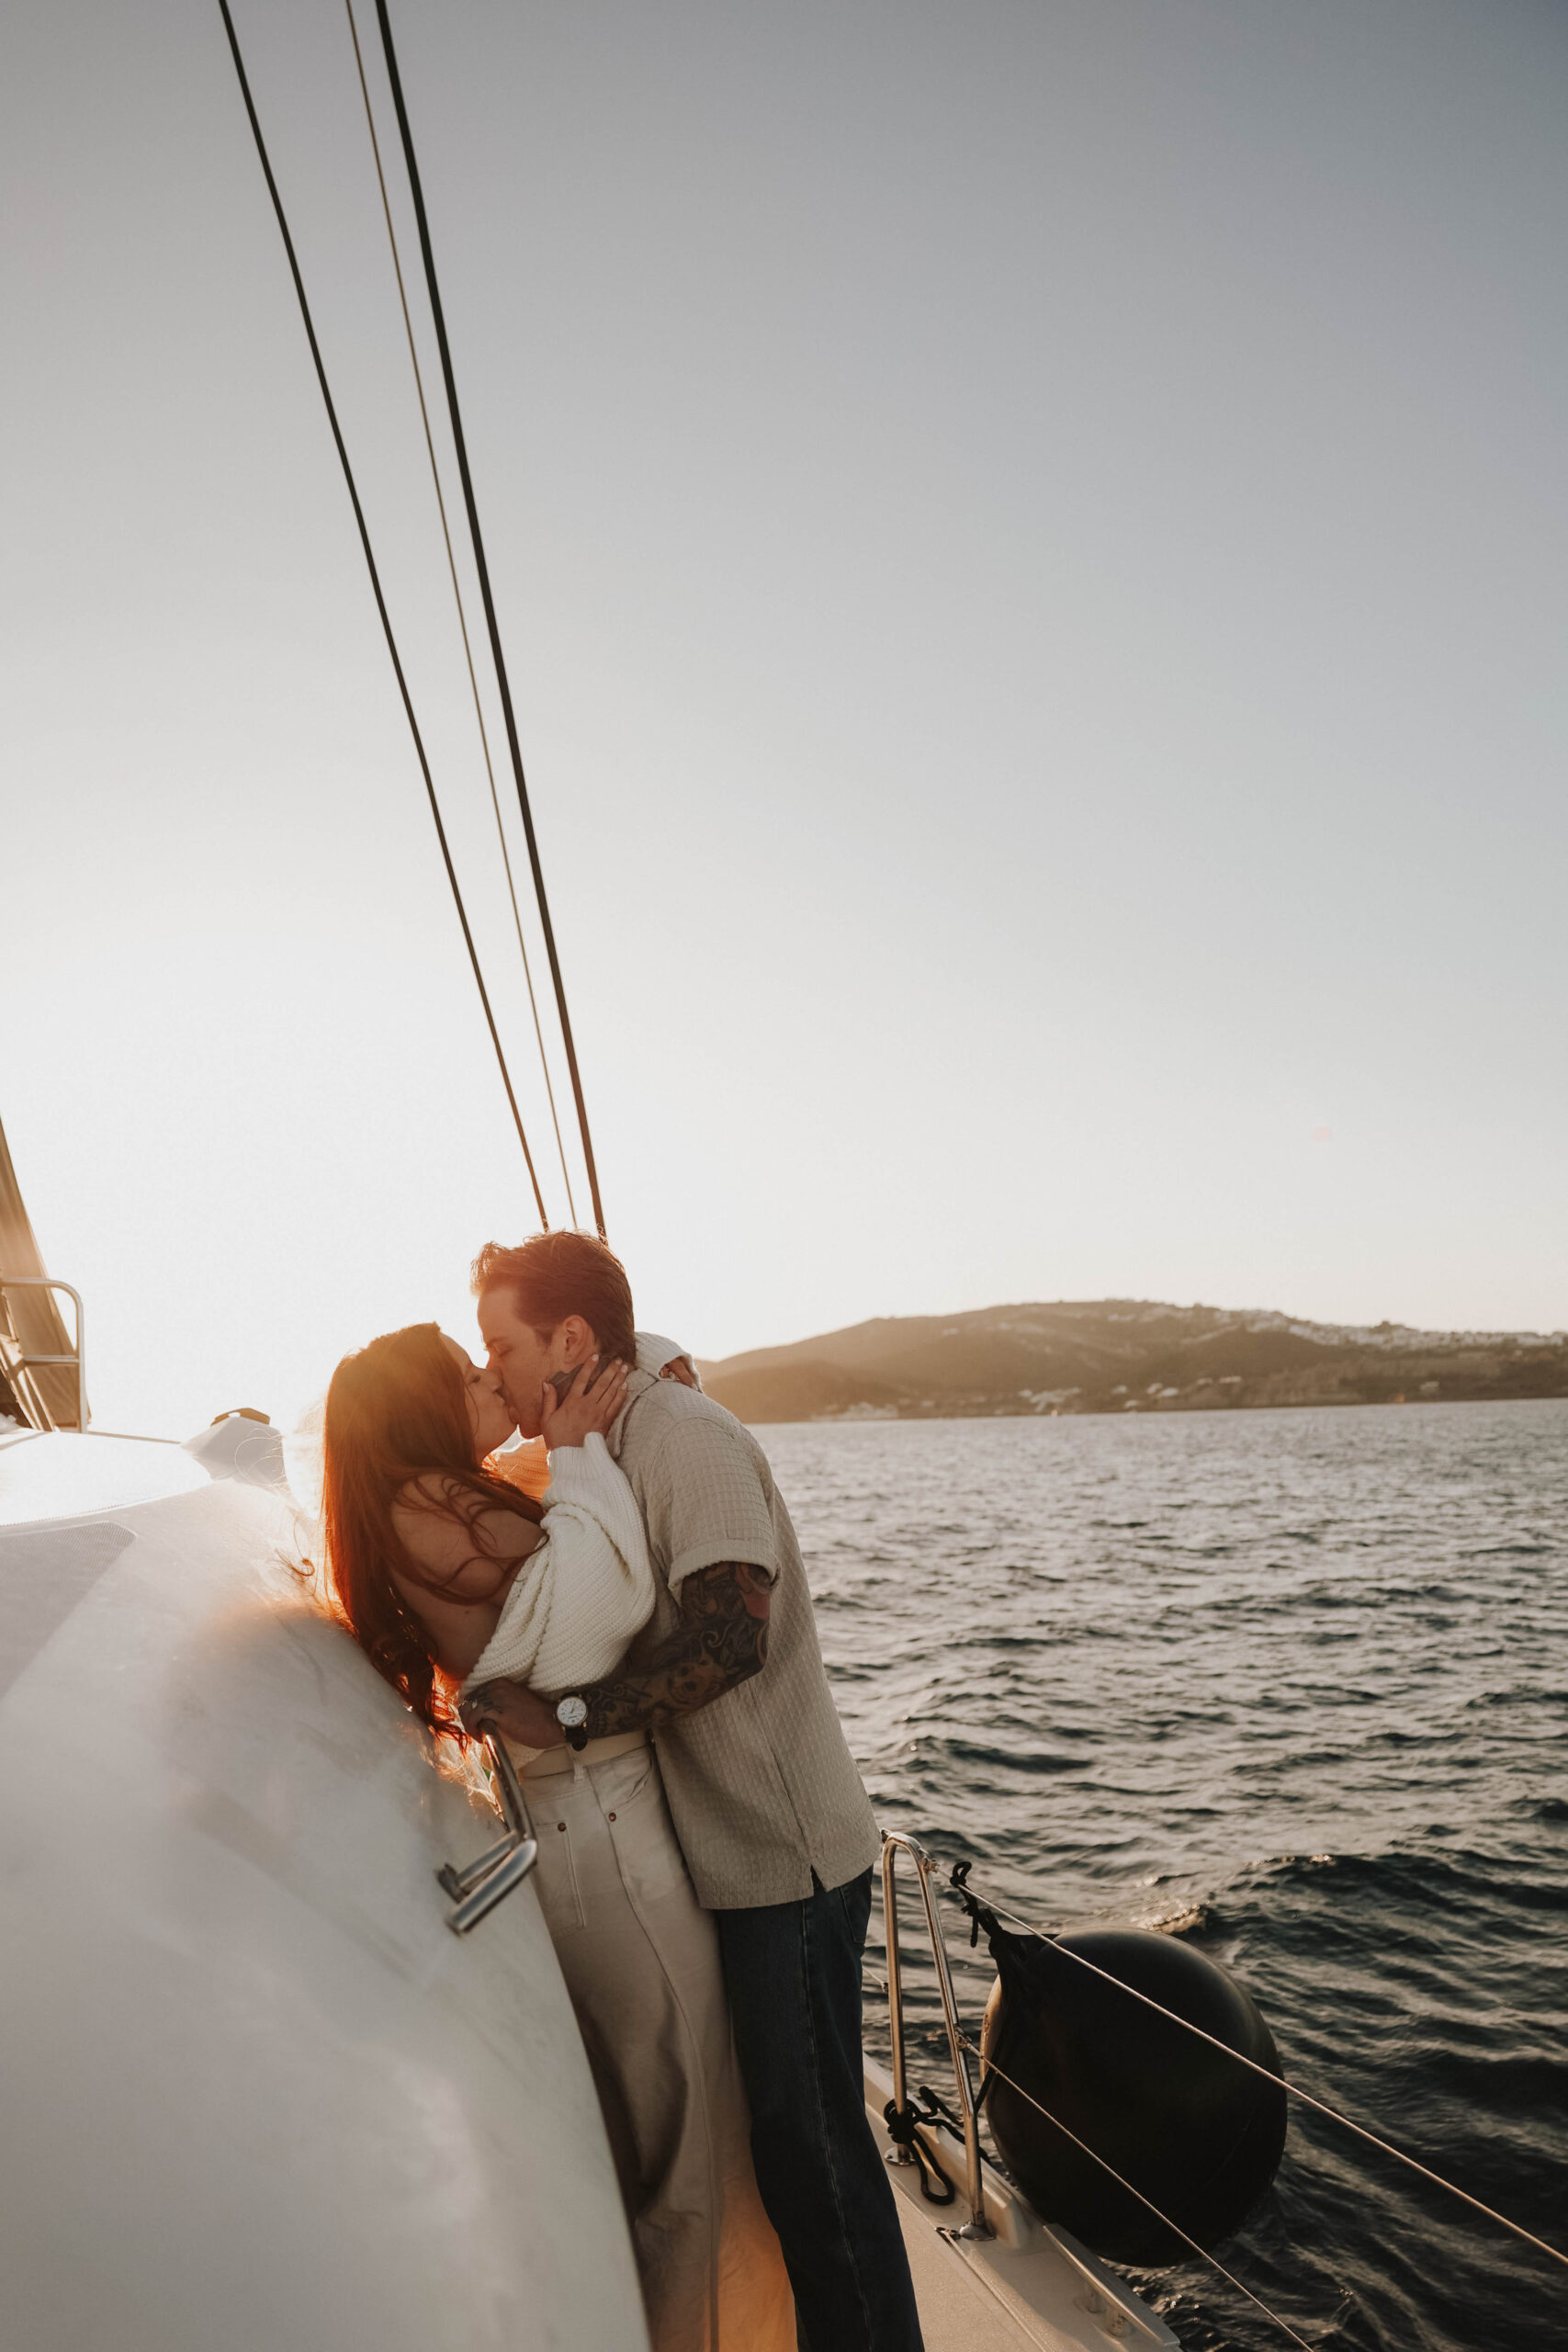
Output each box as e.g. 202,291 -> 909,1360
463,1432 -> 655,1697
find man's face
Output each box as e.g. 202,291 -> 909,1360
477,1288 -> 596,1439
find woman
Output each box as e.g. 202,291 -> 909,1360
320,1323 -> 794,2352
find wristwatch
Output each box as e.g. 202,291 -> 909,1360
555,1694 -> 590,1752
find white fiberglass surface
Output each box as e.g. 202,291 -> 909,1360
0,1476 -> 647,2352
0,1430 -> 210,1526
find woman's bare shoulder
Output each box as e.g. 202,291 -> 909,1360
393,1477 -> 543,1592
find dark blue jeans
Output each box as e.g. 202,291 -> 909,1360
716,1868 -> 925,2352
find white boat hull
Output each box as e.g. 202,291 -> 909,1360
0,1434 -> 648,2352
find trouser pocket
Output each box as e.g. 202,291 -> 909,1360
531,1801 -> 587,1932
598,1749 -> 693,1909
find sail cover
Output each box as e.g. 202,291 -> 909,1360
0,1118 -> 81,1430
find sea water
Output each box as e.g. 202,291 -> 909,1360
757,1398 -> 1568,2352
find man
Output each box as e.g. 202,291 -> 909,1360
467,1229 -> 924,2352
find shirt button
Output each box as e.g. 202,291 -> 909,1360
557,1822 -> 567,1832
607,1812 -> 616,1823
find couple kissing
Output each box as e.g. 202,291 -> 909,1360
319,1229 -> 924,2352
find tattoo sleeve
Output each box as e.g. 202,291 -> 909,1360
581,1560 -> 771,1740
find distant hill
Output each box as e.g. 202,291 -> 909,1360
698,1301 -> 1568,1425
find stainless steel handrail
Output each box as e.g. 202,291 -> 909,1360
881,1830 -> 990,2237
0,1276 -> 87,1430
439,1728 -> 538,1934
437,1826 -> 517,1902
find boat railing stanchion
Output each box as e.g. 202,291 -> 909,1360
881,1834 -> 916,2168
880,1831 -> 991,2238
0,1274 -> 87,1430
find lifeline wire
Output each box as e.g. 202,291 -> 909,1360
963,1883 -> 1568,2277
343,0 -> 579,1228
373,0 -> 608,1239
961,2034 -> 1319,2352
863,1962 -> 1314,2351
215,0 -> 548,1227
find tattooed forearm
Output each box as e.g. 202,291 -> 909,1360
582,1560 -> 771,1739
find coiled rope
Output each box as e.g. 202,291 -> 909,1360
342,0 -> 580,1228
215,0 -> 548,1224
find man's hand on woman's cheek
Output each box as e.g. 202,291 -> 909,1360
460,1679 -> 561,1749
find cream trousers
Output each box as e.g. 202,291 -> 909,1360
516,1732 -> 795,2352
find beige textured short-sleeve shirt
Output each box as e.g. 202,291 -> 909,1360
609,1370 -> 880,1909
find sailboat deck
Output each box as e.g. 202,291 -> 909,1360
863,2058 -> 1177,2352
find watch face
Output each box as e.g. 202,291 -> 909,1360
556,1695 -> 590,1730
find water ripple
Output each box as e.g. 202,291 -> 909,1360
758,1397 -> 1568,2352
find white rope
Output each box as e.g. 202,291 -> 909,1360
961,1885 -> 1568,2276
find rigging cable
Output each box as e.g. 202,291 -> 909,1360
215,0 -> 549,1226
955,2032 -> 1318,2352
950,1878 -> 1568,2277
373,0 -> 608,1240
343,0 -> 579,1227
862,1962 -> 1313,2351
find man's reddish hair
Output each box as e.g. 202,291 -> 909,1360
471,1231 -> 637,1364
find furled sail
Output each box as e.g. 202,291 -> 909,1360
0,1117 -> 82,1430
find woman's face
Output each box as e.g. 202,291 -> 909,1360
442,1335 -> 516,1461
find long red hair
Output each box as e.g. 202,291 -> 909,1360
321,1322 -> 543,1744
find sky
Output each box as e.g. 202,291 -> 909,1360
4,0 -> 1566,1439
